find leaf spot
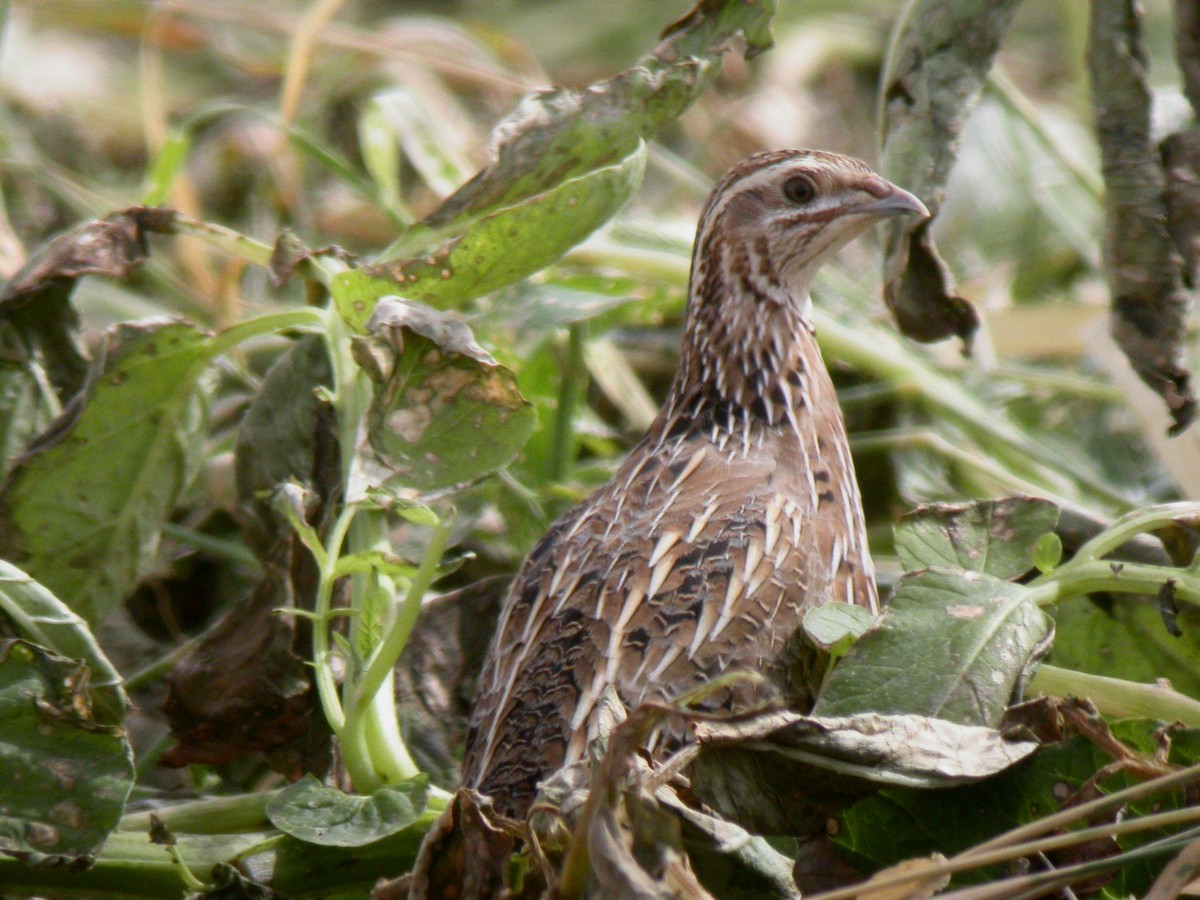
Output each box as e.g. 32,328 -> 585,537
387,407 -> 432,443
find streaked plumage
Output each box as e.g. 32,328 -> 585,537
462,150 -> 929,818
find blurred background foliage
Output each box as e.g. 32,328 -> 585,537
0,0 -> 1196,801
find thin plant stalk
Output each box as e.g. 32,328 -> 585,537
550,323 -> 588,483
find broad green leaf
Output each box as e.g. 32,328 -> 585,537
266,774 -> 428,847
0,640 -> 134,865
0,561 -> 126,724
1049,594 -> 1200,698
0,320 -> 211,625
350,298 -> 536,492
388,0 -> 775,253
894,497 -> 1061,580
814,569 -> 1053,728
802,602 -> 875,658
334,144 -> 647,328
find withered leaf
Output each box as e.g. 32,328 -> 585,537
0,206 -> 175,400
878,0 -> 1021,348
161,546 -> 314,770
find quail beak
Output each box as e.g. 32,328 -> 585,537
855,181 -> 930,220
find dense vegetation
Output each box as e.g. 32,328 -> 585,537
0,0 -> 1199,896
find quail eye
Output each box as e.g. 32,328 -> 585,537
782,176 -> 816,205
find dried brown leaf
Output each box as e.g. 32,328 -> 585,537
878,0 -> 1023,348
0,206 -> 176,400
1090,0 -> 1196,434
160,540 -> 320,773
401,789 -> 515,900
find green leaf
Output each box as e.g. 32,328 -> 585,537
389,0 -> 775,250
350,298 -> 536,492
894,497 -> 1062,580
0,561 -> 126,724
287,128 -> 389,220
357,99 -> 405,215
334,143 -> 648,328
1049,595 -> 1200,698
802,602 -> 875,658
140,130 -> 192,206
265,774 -> 428,847
814,569 -> 1053,727
0,320 -> 212,625
1031,531 -> 1063,573
0,640 -> 134,865
473,281 -> 641,339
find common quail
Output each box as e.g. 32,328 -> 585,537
462,149 -> 929,818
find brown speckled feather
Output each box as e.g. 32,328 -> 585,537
461,150 -> 928,818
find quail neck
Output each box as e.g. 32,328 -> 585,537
462,149 -> 929,819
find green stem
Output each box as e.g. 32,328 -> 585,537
207,307 -> 326,357
170,213 -> 276,268
1029,664 -> 1200,726
809,807 -> 1200,900
171,213 -> 350,289
164,842 -> 207,892
851,428 -> 1055,499
1045,502 -> 1200,568
352,515 -> 454,714
119,790 -> 278,836
0,804 -> 442,896
1024,558 -> 1200,609
341,515 -> 455,791
550,323 -> 588,483
315,265 -> 443,792
310,503 -> 356,734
